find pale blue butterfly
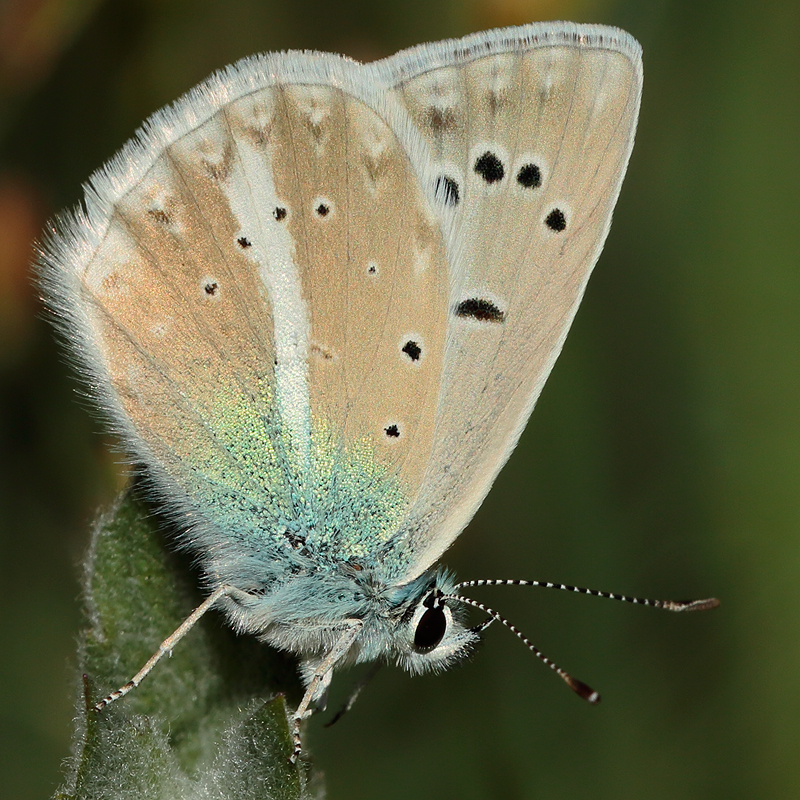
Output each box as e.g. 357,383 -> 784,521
38,21 -> 718,760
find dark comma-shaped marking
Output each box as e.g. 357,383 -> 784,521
455,298 -> 505,323
434,175 -> 460,206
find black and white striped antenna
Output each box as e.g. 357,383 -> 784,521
446,580 -> 719,704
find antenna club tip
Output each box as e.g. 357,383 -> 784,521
669,597 -> 721,612
566,676 -> 601,705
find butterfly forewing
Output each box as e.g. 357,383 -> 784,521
56,61 -> 454,566
240,83 -> 451,557
80,130 -> 294,532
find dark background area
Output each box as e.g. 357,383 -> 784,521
1,0 -> 798,797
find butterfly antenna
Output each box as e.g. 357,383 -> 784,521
444,593 -> 600,705
454,579 -> 720,612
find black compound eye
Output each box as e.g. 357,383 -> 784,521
414,605 -> 447,652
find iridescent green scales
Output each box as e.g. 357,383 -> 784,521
197,377 -> 407,562
308,418 -> 408,560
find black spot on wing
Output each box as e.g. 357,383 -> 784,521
434,175 -> 460,206
455,298 -> 505,323
474,151 -> 505,184
517,163 -> 542,189
545,208 -> 567,232
402,340 -> 421,361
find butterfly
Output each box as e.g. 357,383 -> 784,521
38,21 -> 718,760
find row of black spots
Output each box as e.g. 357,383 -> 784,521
473,150 -> 543,190
433,163 -> 536,205
432,159 -> 564,233
455,298 -> 505,323
238,204 -> 322,233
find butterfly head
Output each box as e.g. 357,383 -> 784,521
385,572 -> 480,676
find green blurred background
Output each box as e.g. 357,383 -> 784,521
1,0 -> 798,797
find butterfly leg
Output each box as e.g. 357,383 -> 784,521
324,661 -> 382,728
94,583 -> 239,711
290,620 -> 363,763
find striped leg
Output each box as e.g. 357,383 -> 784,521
290,621 -> 363,763
94,583 -> 237,711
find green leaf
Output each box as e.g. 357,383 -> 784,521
56,489 -> 314,800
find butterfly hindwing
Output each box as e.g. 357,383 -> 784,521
377,24 -> 643,581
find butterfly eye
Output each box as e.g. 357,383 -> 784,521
413,605 -> 447,652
